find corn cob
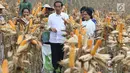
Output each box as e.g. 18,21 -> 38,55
32,8 -> 35,15
17,34 -> 24,44
116,24 -> 120,31
87,39 -> 92,49
75,29 -> 79,37
8,20 -> 16,31
70,16 -> 74,21
43,18 -> 48,22
78,34 -> 82,49
34,6 -> 41,16
80,28 -> 86,35
20,40 -> 27,46
69,44 -> 75,68
90,40 -> 102,56
80,18 -> 82,25
118,24 -> 124,43
119,24 -> 124,33
106,17 -> 111,25
31,40 -> 38,45
30,25 -> 39,33
17,42 -> 29,53
2,59 -> 8,73
29,18 -> 33,28
118,33 -> 123,43
83,68 -> 87,73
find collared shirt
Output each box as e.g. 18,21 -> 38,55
82,19 -> 96,37
48,12 -> 69,43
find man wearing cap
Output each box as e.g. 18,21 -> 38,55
81,7 -> 96,37
0,4 -> 5,65
48,1 -> 69,73
41,4 -> 54,73
41,4 -> 54,18
19,0 -> 32,16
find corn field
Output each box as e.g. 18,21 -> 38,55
0,0 -> 130,73
5,0 -> 130,14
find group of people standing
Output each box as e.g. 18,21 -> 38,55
48,1 -> 96,73
0,0 -> 96,73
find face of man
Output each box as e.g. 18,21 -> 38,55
82,11 -> 90,21
54,3 -> 62,13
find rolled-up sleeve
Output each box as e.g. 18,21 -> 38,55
48,16 -> 52,29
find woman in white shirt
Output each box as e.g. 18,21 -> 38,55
81,7 -> 96,37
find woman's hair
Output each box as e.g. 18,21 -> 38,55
85,7 -> 93,19
22,8 -> 30,14
80,6 -> 87,13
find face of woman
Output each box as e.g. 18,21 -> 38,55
82,11 -> 90,21
23,9 -> 30,17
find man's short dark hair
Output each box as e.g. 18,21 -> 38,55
54,1 -> 63,7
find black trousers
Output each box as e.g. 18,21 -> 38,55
50,43 -> 64,73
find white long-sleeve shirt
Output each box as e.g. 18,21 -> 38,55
48,12 -> 69,43
82,19 -> 96,37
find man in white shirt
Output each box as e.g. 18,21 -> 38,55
48,1 -> 69,73
81,7 -> 96,37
